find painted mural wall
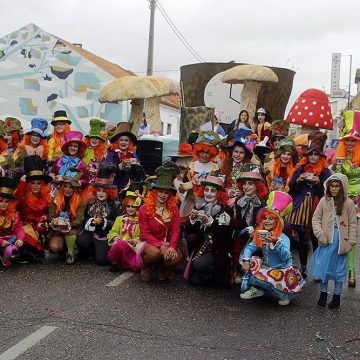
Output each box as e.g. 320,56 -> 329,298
0,23 -> 131,133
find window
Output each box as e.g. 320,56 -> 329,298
167,123 -> 171,135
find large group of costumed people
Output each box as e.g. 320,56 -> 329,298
0,106 -> 359,310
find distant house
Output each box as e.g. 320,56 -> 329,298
0,23 -> 179,133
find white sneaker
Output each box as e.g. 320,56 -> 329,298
278,298 -> 290,306
240,287 -> 265,299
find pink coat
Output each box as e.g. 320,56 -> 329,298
138,205 -> 180,249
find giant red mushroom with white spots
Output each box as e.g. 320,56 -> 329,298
286,88 -> 333,132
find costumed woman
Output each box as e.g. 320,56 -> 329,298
334,110 -> 360,287
287,131 -> 331,277
107,191 -> 144,273
311,173 -> 357,309
0,124 -> 16,177
106,122 -> 145,192
139,166 -> 183,281
49,130 -> 89,188
15,155 -> 52,261
240,191 -> 304,306
48,168 -> 85,264
48,110 -> 72,162
221,127 -> 258,205
266,137 -> 299,193
0,177 -> 25,267
83,118 -> 107,183
253,107 -> 271,142
185,174 -> 234,287
232,165 -> 268,284
76,163 -> 121,266
14,117 -> 49,168
3,117 -> 22,153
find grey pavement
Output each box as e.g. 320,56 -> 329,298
0,259 -> 359,360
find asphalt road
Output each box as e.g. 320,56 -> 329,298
0,257 -> 359,360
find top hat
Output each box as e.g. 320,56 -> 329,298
200,174 -> 225,191
24,155 -> 52,183
26,117 -> 48,138
257,191 -> 293,228
0,177 -> 18,199
153,166 -> 177,194
61,131 -> 88,157
91,162 -> 117,188
109,122 -> 137,145
236,164 -> 264,182
274,137 -> 300,164
4,117 -> 22,132
61,168 -> 83,187
195,130 -> 221,147
87,118 -> 107,141
270,120 -> 289,139
304,130 -> 327,156
51,110 -> 72,125
340,110 -> 360,141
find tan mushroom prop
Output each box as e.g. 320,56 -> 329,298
221,64 -> 278,129
99,75 -> 180,135
286,88 -> 333,134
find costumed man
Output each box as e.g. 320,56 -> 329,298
240,191 -> 305,306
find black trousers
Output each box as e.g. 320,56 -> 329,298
76,231 -> 109,266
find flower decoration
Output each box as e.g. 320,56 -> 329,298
268,269 -> 284,282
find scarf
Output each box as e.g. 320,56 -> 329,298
58,155 -> 80,175
195,198 -> 221,217
237,194 -> 262,227
88,200 -> 107,219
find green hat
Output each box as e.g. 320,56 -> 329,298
4,117 -> 22,132
60,167 -> 82,187
0,120 -> 8,138
274,137 -> 299,164
153,166 -> 177,194
195,130 -> 221,146
87,118 -> 107,141
270,120 -> 289,139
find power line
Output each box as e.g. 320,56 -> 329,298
155,1 -> 206,63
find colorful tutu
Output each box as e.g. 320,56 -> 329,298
247,256 -> 305,299
108,239 -> 146,272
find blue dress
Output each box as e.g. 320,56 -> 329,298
309,215 -> 348,282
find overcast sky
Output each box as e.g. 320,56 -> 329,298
1,0 -> 359,112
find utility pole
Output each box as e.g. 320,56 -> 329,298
146,0 -> 156,76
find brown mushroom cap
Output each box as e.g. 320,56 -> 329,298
99,75 -> 179,103
221,64 -> 278,84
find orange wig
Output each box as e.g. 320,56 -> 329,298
17,134 -> 49,159
55,183 -> 81,221
84,137 -> 107,161
0,197 -> 18,227
300,154 -> 328,175
253,209 -> 283,248
51,123 -> 71,148
273,158 -> 297,180
0,137 -> 8,153
335,139 -> 360,166
236,180 -> 268,200
144,189 -> 177,218
193,143 -> 219,160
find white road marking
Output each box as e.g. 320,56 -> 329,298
0,325 -> 57,360
106,271 -> 135,287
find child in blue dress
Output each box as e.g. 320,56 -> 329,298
311,173 -> 357,309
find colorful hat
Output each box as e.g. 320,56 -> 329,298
61,168 -> 82,187
226,128 -> 256,158
200,174 -> 225,191
61,131 -> 88,156
257,191 -> 293,228
153,166 -> 177,194
87,118 -> 107,141
26,117 -> 48,138
270,120 -> 289,139
286,88 -> 333,130
236,164 -> 264,182
125,191 -> 142,207
304,130 -> 327,156
0,177 -> 17,199
51,110 -> 71,125
109,122 -> 137,145
274,137 -> 300,164
340,110 -> 360,141
24,155 -> 52,183
91,162 -> 117,189
0,120 -> 8,139
4,117 -> 22,132
195,130 -> 221,146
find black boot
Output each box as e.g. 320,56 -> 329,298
328,294 -> 341,309
317,291 -> 327,307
